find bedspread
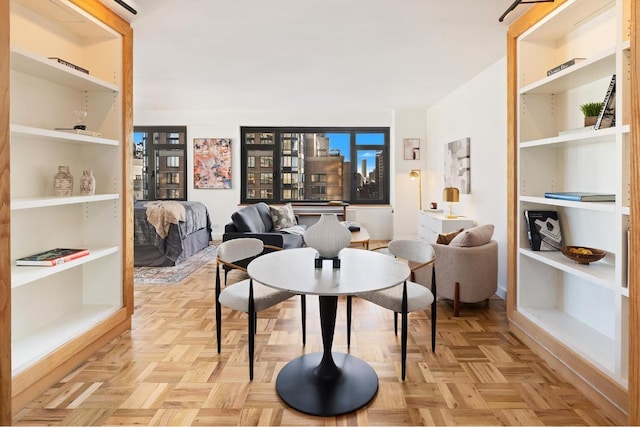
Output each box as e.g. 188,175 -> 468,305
134,201 -> 212,264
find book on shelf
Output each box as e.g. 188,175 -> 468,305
48,57 -> 89,74
524,210 -> 564,251
544,192 -> 615,202
16,248 -> 90,267
54,128 -> 102,137
595,74 -> 616,130
546,57 -> 586,76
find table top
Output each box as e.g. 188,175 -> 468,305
247,247 -> 410,296
350,228 -> 370,244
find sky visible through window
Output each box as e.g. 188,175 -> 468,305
325,132 -> 384,174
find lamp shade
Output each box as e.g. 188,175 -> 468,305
443,187 -> 460,203
409,169 -> 421,179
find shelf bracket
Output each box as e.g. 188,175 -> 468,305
499,0 -> 555,22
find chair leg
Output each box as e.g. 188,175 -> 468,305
401,281 -> 408,381
215,264 -> 222,354
431,266 -> 437,353
394,312 -> 398,336
347,295 -> 352,348
301,294 -> 306,346
248,279 -> 255,381
454,282 -> 460,317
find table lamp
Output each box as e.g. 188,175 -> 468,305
409,169 -> 422,210
443,186 -> 459,218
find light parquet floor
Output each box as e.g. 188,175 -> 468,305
13,242 -> 618,426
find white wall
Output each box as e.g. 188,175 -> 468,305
134,58 -> 509,297
425,57 -> 508,297
134,109 -> 396,239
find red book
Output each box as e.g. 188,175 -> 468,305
16,248 -> 90,266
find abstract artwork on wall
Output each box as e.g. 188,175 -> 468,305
193,138 -> 232,189
444,137 -> 470,194
403,138 -> 421,160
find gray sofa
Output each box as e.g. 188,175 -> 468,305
223,202 -> 305,249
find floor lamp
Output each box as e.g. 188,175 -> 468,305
410,170 -> 422,211
443,186 -> 459,218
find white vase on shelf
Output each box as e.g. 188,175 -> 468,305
303,213 -> 352,259
80,170 -> 95,196
53,166 -> 73,197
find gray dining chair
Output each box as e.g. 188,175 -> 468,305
215,238 -> 306,380
348,239 -> 436,380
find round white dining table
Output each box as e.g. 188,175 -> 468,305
247,247 -> 410,416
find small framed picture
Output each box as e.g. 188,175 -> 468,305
404,138 -> 420,160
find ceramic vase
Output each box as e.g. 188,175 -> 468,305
53,166 -> 73,197
303,213 -> 352,258
80,170 -> 96,196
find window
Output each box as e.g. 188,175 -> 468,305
133,126 -> 187,201
241,127 -> 390,205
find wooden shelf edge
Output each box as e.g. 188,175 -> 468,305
11,308 -> 130,415
509,311 -> 628,424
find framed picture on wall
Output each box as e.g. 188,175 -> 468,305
444,137 -> 471,194
404,138 -> 421,160
193,138 -> 232,189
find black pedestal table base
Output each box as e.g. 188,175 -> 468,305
275,295 -> 378,416
276,352 -> 378,416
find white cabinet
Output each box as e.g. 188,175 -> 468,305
0,0 -> 133,419
417,211 -> 474,243
507,0 -> 635,419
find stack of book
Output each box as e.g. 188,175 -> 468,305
16,248 -> 90,266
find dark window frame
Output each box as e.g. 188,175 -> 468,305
240,126 -> 390,205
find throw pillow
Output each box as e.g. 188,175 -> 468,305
436,228 -> 464,245
270,203 -> 297,230
449,224 -> 495,247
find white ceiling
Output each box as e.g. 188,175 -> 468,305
121,0 -> 530,112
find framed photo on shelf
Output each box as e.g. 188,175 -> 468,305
193,138 -> 232,189
404,138 -> 420,160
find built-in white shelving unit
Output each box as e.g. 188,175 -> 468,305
507,0 -> 635,420
0,0 -> 133,420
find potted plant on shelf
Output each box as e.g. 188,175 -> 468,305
580,102 -> 603,127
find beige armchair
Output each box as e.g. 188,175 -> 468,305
417,240 -> 498,317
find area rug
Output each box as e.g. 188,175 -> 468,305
134,244 -> 217,285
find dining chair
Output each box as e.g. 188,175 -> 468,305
215,238 -> 306,380
348,239 -> 436,380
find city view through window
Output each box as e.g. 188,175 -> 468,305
241,127 -> 389,205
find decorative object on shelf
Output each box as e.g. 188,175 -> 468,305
430,201 -> 438,210
73,109 -> 88,130
303,213 -> 352,267
403,138 -> 420,160
594,74 -> 616,130
544,191 -> 615,202
547,57 -> 586,76
16,248 -> 90,267
561,246 -> 606,265
409,169 -> 422,210
444,137 -> 470,194
523,210 -> 563,251
53,166 -> 73,197
443,187 -> 459,218
48,57 -> 89,74
193,138 -> 231,189
80,170 -> 96,196
579,101 -> 603,127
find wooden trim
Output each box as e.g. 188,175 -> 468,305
0,0 -> 10,423
509,313 -> 627,425
12,309 -> 130,411
629,0 -> 640,423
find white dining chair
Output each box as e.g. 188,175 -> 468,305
215,238 -> 306,380
349,239 -> 436,380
